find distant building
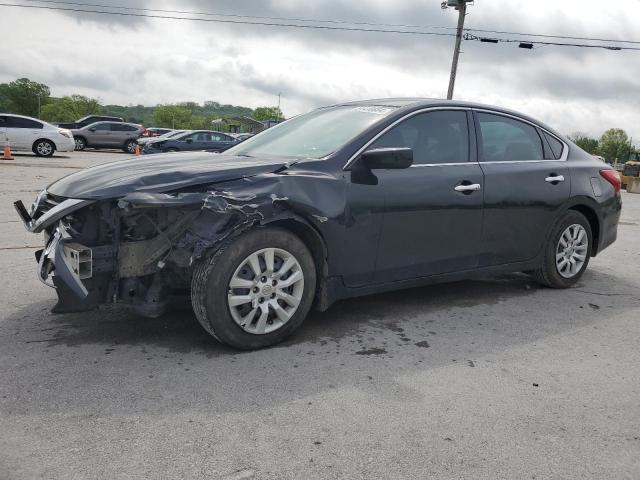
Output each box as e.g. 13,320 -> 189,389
211,116 -> 282,134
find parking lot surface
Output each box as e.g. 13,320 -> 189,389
1,151 -> 639,479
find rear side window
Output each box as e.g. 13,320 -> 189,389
7,117 -> 43,129
476,113 -> 544,162
111,124 -> 138,132
370,110 -> 469,165
543,132 -> 564,159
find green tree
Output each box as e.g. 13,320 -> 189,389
189,115 -> 214,130
153,104 -> 192,129
599,128 -> 632,163
40,95 -> 102,123
0,78 -> 50,117
569,133 -> 599,154
252,106 -> 283,122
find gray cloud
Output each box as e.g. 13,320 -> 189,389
2,0 -> 640,140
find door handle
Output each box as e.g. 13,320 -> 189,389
454,183 -> 481,192
545,175 -> 565,183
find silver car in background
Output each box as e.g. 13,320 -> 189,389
72,121 -> 144,153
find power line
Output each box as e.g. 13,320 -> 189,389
0,2 -> 457,36
464,33 -> 640,51
467,28 -> 640,45
1,1 -> 639,51
19,0 -> 640,46
20,0 -> 458,32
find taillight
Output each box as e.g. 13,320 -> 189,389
600,169 -> 622,193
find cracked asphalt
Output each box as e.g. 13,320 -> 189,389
1,151 -> 639,479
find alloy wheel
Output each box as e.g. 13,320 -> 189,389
227,247 -> 305,335
555,224 -> 588,278
36,141 -> 52,156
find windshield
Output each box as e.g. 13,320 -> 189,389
225,105 -> 397,159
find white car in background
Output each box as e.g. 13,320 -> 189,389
0,113 -> 75,157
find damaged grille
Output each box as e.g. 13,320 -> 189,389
34,194 -> 65,220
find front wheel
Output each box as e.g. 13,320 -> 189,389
532,210 -> 592,288
191,228 -> 316,350
33,139 -> 55,157
123,139 -> 137,154
74,137 -> 86,151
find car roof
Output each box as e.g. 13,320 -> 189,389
1,113 -> 42,120
86,121 -> 141,127
330,98 -> 565,138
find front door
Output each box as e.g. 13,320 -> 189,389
351,109 -> 485,284
88,122 -> 114,147
473,111 -> 571,266
6,116 -> 43,150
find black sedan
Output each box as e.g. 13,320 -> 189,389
142,130 -> 238,154
14,99 -> 622,350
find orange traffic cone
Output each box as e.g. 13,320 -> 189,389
134,144 -> 141,156
3,142 -> 14,160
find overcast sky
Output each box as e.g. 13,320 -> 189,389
2,0 -> 640,140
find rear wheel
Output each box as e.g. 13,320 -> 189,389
533,210 -> 592,288
74,137 -> 86,151
33,139 -> 55,157
191,228 -> 316,349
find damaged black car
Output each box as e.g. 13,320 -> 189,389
15,99 -> 622,349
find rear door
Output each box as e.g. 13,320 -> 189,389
5,116 -> 43,150
208,133 -> 236,152
349,109 -> 484,284
473,110 -> 570,266
111,123 -> 140,146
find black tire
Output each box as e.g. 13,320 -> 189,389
532,210 -> 592,288
33,139 -> 55,157
123,139 -> 137,154
74,137 -> 86,151
165,147 -> 179,153
191,227 -> 316,350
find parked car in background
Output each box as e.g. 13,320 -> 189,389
72,121 -> 144,153
137,129 -> 188,147
14,99 -> 622,350
142,130 -> 237,154
0,113 -> 75,157
57,115 -> 124,130
142,128 -> 173,138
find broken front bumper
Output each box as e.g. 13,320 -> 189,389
15,197 -> 116,311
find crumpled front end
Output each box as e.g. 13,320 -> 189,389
14,173 -> 340,317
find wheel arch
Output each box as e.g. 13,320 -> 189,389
263,217 -> 329,280
565,200 -> 601,256
32,138 -> 57,151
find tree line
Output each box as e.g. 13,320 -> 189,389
569,130 -> 637,164
0,78 -> 284,131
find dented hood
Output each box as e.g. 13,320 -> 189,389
46,152 -> 294,200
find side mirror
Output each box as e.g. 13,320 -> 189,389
185,138 -> 193,143
361,147 -> 413,170
89,127 -> 96,132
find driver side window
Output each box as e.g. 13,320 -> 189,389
370,110 -> 469,165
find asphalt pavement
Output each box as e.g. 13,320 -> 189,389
1,150 -> 639,479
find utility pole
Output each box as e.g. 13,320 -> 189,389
442,0 -> 473,100
277,93 -> 281,122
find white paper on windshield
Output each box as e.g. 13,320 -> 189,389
352,106 -> 395,115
